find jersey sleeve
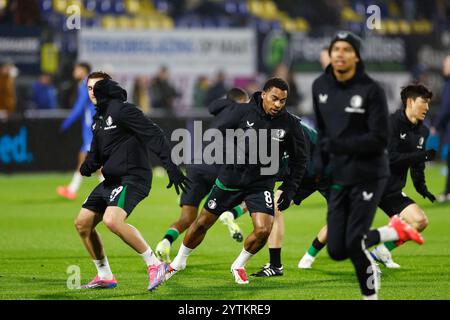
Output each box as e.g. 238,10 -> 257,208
119,104 -> 174,170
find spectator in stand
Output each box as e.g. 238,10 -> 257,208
206,70 -> 229,105
132,75 -> 152,114
192,75 -> 209,109
31,73 -> 57,110
151,66 -> 180,113
0,61 -> 17,118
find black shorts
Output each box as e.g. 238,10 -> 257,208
378,191 -> 416,217
82,178 -> 150,216
204,178 -> 275,216
179,166 -> 217,207
292,177 -> 330,205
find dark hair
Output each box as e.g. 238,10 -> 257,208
87,71 -> 112,81
400,82 -> 433,109
263,77 -> 289,93
76,62 -> 92,74
226,87 -> 249,103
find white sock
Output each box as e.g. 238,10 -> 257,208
378,226 -> 399,242
68,172 -> 83,193
140,247 -> 160,267
363,293 -> 378,300
220,211 -> 234,222
171,243 -> 193,270
231,248 -> 254,270
93,256 -> 113,280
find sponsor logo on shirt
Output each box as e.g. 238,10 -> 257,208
417,136 -> 424,149
104,116 -> 117,130
345,95 -> 365,114
272,129 -> 286,142
400,133 -> 407,140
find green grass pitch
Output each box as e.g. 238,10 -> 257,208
0,164 -> 449,300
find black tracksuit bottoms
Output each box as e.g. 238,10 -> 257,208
326,177 -> 388,296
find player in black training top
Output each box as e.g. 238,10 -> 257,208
312,31 -> 424,300
154,88 -> 250,263
162,77 -> 309,286
74,72 -> 188,292
298,83 -> 435,271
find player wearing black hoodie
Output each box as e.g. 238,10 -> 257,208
154,88 -> 250,263
74,72 -> 188,292
371,83 -> 435,268
312,32 -> 424,300
165,78 -> 308,286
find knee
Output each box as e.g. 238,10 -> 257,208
102,215 -> 121,234
327,243 -> 347,261
416,215 -> 429,232
74,217 -> 91,238
192,218 -> 210,234
180,214 -> 197,228
254,224 -> 272,241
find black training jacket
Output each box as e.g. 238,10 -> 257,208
312,64 -> 390,185
208,91 -> 308,190
383,109 -> 431,195
84,79 -> 174,184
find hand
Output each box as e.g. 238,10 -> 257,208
80,162 -> 93,177
79,160 -> 100,177
420,190 -> 436,203
276,185 -> 295,211
166,166 -> 191,195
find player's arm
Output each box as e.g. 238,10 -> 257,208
325,85 -> 389,155
311,84 -> 329,177
119,104 -> 189,194
209,99 -> 247,131
277,118 -> 308,210
410,130 -> 436,202
389,121 -> 435,169
60,85 -> 88,131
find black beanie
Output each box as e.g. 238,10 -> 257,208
328,31 -> 362,60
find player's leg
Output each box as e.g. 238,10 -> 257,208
345,181 -> 385,300
168,208 -> 220,276
231,211 -> 273,284
370,194 -> 423,268
75,184 -> 118,289
219,202 -> 245,242
298,184 -> 331,268
252,189 -> 286,277
298,225 -> 328,269
156,205 -> 198,262
325,186 -> 348,262
104,181 -> 166,290
156,168 -> 211,262
230,188 -> 274,284
75,208 -> 118,289
167,183 -> 243,279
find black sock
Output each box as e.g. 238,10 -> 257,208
269,248 -> 282,268
164,234 -> 174,244
365,230 -> 381,248
312,237 -> 326,251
